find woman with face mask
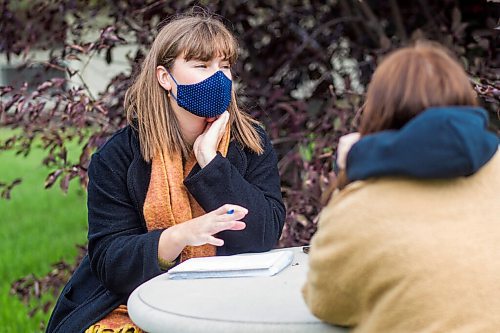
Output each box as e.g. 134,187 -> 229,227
46,14 -> 285,333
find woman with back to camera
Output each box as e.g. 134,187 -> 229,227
46,13 -> 285,333
303,41 -> 499,332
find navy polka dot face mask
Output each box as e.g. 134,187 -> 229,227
167,70 -> 232,118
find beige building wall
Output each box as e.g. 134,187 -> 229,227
0,44 -> 137,97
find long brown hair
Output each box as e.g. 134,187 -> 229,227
125,14 -> 263,162
326,41 -> 479,199
359,41 -> 478,135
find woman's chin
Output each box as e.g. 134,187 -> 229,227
205,116 -> 219,123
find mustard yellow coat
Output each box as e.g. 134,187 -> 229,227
303,152 -> 500,333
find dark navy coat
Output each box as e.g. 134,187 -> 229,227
46,125 -> 286,333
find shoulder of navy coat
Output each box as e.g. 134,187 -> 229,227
46,124 -> 285,333
346,106 -> 499,182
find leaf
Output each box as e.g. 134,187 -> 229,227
451,7 -> 462,31
295,214 -> 309,227
69,44 -> 87,53
60,174 -> 71,193
0,178 -> 22,199
44,169 -> 63,189
0,86 -> 14,96
65,54 -> 81,61
298,142 -> 315,163
333,117 -> 342,130
93,103 -> 107,114
36,81 -> 54,92
105,48 -> 113,64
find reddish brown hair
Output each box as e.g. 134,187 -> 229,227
325,42 -> 478,198
359,41 -> 478,135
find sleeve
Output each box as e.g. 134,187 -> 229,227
184,129 -> 285,254
302,193 -> 362,327
86,153 -> 164,295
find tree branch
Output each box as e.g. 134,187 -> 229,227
389,0 -> 407,42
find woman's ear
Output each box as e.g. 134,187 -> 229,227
156,66 -> 172,92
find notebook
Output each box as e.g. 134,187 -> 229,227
167,250 -> 294,280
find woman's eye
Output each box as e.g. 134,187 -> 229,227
195,64 -> 207,68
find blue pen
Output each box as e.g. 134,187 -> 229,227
227,209 -> 234,215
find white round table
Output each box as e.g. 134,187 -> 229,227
128,247 -> 348,333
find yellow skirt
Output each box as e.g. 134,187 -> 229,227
85,305 -> 143,333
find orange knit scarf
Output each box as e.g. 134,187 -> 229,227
85,125 -> 231,333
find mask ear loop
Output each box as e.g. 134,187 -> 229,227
166,69 -> 179,102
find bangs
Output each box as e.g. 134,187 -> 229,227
177,21 -> 238,64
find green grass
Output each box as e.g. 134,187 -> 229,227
0,130 -> 88,332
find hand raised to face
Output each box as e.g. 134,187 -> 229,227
193,111 -> 230,168
336,132 -> 361,170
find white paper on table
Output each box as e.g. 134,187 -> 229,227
167,250 -> 294,280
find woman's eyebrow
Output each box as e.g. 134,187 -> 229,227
186,58 -> 208,63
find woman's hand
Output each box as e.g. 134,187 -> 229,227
158,204 -> 247,261
336,132 -> 361,170
193,111 -> 230,168
174,204 -> 247,246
